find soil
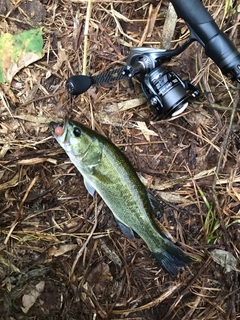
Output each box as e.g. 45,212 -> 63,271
0,1 -> 240,319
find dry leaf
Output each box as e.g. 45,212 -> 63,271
47,244 -> 77,257
52,41 -> 67,72
210,249 -> 239,273
135,121 -> 158,141
103,97 -> 147,113
21,281 -> 45,314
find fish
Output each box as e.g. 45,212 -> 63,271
50,118 -> 191,277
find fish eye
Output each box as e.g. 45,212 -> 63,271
73,127 -> 81,137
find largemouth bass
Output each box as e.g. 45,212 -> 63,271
50,118 -> 191,277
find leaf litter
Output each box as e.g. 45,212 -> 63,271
0,0 -> 240,319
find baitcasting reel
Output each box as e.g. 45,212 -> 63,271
125,47 -> 199,117
66,46 -> 199,118
66,0 -> 240,118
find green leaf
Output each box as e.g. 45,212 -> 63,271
0,28 -> 44,84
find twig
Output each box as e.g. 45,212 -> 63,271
70,195 -> 102,277
98,23 -> 125,60
212,83 -> 240,250
138,4 -> 153,47
213,84 -> 240,186
83,0 -> 92,75
4,175 -> 38,244
161,2 -> 177,49
111,283 -> 182,314
162,258 -> 212,320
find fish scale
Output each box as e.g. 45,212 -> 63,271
50,118 -> 192,277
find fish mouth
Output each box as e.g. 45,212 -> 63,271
49,118 -> 69,144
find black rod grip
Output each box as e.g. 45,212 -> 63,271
170,0 -> 213,26
170,0 -> 240,82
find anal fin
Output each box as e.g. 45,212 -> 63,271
114,217 -> 135,240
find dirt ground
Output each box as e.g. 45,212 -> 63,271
0,0 -> 240,319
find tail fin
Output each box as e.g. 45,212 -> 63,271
152,241 -> 192,277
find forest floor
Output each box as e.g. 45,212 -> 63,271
0,0 -> 240,319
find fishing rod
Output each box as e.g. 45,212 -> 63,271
170,0 -> 240,83
66,0 -> 240,118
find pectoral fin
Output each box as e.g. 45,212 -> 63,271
114,217 -> 135,240
83,177 -> 95,196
